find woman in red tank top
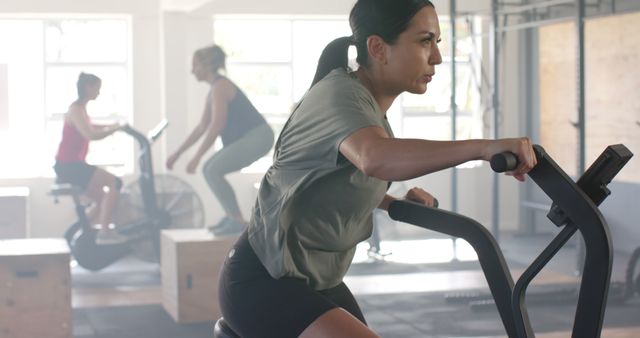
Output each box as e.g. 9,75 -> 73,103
53,72 -> 126,245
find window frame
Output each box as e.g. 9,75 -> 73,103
212,14 -> 484,173
0,14 -> 134,179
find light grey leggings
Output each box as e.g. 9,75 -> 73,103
203,124 -> 274,218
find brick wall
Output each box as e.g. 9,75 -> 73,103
539,12 -> 640,182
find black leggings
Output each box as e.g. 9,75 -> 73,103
203,124 -> 274,217
218,231 -> 366,338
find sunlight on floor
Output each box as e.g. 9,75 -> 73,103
352,238 -> 479,264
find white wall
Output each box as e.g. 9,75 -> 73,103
193,0 -> 355,15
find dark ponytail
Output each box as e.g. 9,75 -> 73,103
309,36 -> 353,88
350,0 -> 434,66
310,1 -> 434,89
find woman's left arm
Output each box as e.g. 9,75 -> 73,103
377,188 -> 438,211
92,122 -> 121,133
377,194 -> 397,211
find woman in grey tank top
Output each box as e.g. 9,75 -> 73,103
166,45 -> 274,235
218,1 -> 537,337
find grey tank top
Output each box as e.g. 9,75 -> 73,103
208,77 -> 267,146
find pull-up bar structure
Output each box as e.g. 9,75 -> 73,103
445,0 -> 589,243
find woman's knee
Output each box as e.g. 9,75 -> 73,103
299,308 -> 379,338
103,174 -> 121,194
203,155 -> 218,173
87,170 -> 120,198
203,160 -> 225,182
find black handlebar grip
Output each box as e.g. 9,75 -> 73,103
120,124 -> 134,133
433,198 -> 439,208
490,152 -> 519,173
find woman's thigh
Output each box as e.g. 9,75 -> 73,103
54,161 -> 97,190
219,232 -> 369,338
300,308 -> 380,338
204,124 -> 274,176
84,167 -> 118,202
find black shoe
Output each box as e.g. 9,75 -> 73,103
95,228 -> 129,245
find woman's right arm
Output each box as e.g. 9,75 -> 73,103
166,102 -> 211,169
171,117 -> 209,156
67,107 -> 119,140
339,126 -> 537,182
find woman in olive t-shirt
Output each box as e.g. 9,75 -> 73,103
218,1 -> 537,337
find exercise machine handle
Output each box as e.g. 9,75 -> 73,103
490,152 -> 518,173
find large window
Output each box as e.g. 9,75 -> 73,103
213,16 -> 352,172
391,17 -> 484,144
213,15 -> 483,172
0,16 -> 132,178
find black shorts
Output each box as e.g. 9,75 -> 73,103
218,231 -> 366,338
53,161 -> 97,190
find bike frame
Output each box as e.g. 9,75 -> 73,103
389,144 -> 632,338
53,120 -> 170,271
122,123 -> 163,220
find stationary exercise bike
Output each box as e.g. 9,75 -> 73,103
213,143 -> 632,338
50,120 -> 205,271
389,144 -> 632,337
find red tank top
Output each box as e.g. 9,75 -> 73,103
55,115 -> 89,162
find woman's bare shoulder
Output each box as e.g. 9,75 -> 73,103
211,77 -> 237,101
67,101 -> 85,113
65,102 -> 87,122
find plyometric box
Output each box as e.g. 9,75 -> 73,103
0,187 -> 30,239
0,238 -> 72,338
161,229 -> 236,323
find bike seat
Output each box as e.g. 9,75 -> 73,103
49,183 -> 83,197
49,183 -> 84,197
213,318 -> 241,338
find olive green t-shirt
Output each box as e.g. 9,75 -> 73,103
247,68 -> 393,290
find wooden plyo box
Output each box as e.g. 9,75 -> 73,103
0,187 -> 29,239
161,229 -> 236,323
0,238 -> 71,338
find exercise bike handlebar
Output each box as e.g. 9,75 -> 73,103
388,200 -> 520,336
389,144 -> 617,338
118,121 -> 171,216
490,151 -> 519,173
120,119 -> 169,149
121,124 -> 151,149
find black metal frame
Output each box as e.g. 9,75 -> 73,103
389,144 -> 632,338
50,120 -> 170,271
122,123 -> 162,219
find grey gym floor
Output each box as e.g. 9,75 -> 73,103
70,233 -> 640,338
